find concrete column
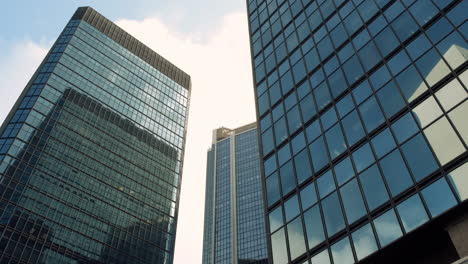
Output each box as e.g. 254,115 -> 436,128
447,215 -> 468,259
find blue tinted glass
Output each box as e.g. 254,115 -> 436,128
331,236 -> 354,264
391,113 -> 419,143
287,106 -> 302,133
380,150 -> 413,197
377,81 -> 405,117
375,27 -> 399,56
409,0 -> 438,26
258,92 -> 270,115
422,178 -> 458,217
278,144 -> 291,166
369,65 -> 391,90
306,120 -> 321,142
285,92 -> 298,111
343,55 -> 364,84
321,108 -> 338,130
406,34 -> 431,60
262,129 -> 275,155
314,82 -> 332,110
301,182 -> 318,209
318,170 -> 336,198
371,128 -> 396,158
397,194 -> 429,232
292,132 -> 306,154
285,195 -> 301,221
295,149 -> 313,183
288,217 -> 307,259
401,134 -> 438,181
352,224 -> 378,260
272,103 -> 285,121
447,0 -> 468,26
300,94 -> 317,122
335,157 -> 354,186
353,143 -> 375,172
280,161 -> 296,195
360,165 -> 390,210
328,69 -> 347,98
359,41 -> 381,72
342,110 -> 365,146
341,179 -> 367,224
310,137 -> 330,172
267,173 -> 281,206
396,65 -> 427,102
322,192 -> 345,236
353,81 -> 372,105
359,97 -> 385,133
374,209 -> 403,247
269,206 -> 284,232
325,123 -> 347,159
388,50 -> 411,75
304,205 -> 325,248
275,117 -> 288,144
392,11 -> 418,41
261,114 -> 272,132
426,17 -> 452,44
336,94 -> 354,118
271,228 -> 288,264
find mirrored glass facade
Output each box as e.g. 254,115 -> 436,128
202,124 -> 268,264
247,0 -> 467,263
0,7 -> 191,264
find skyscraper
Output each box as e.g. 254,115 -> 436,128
246,0 -> 467,263
202,123 -> 268,264
0,7 -> 190,264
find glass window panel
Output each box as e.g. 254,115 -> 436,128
342,110 -> 365,146
396,65 -> 428,103
447,0 -> 468,26
422,177 -> 458,217
384,1 -> 404,21
391,112 -> 419,144
306,120 -> 321,143
304,205 -> 325,249
298,80 -> 312,99
374,209 -> 403,247
314,82 -> 332,110
372,128 -> 396,158
325,123 -> 347,159
292,132 -> 307,154
360,164 -> 390,210
331,236 -> 354,264
270,81 -> 282,105
448,162 -> 468,201
370,66 -> 391,90
377,81 -> 406,117
336,94 -> 354,118
322,192 -> 345,236
321,108 -> 338,131
424,117 -> 465,165
402,133 -> 439,181
380,150 -> 413,197
413,97 -> 443,128
392,11 -> 418,41
328,69 -> 347,98
343,55 -> 364,84
285,195 -> 301,222
272,228 -> 288,264
262,128 -> 275,155
280,161 -> 297,195
278,144 -> 292,166
359,41 -> 381,72
287,106 -> 303,133
285,92 -> 298,111
310,137 -> 330,172
375,27 -> 399,56
301,182 -> 318,209
406,34 -> 432,61
388,50 -> 411,76
353,143 -> 375,172
341,179 -> 367,224
397,194 -> 429,232
267,173 -> 281,206
426,17 -> 453,44
295,150 -> 313,185
261,114 -> 272,132
359,97 -> 385,133
312,249 -> 331,264
416,48 -> 451,87
300,94 -> 317,122
288,217 -> 307,260
435,78 -> 467,111
335,157 -> 354,186
258,92 -> 270,115
352,223 -> 378,260
275,117 -> 289,144
318,170 -> 336,198
448,101 -> 468,144
353,81 -> 372,105
409,0 -> 438,26
270,206 -> 284,232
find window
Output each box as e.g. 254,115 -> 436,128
314,82 -> 332,110
288,217 -> 307,260
270,206 -> 284,232
416,48 -> 451,87
435,78 -> 467,112
334,157 -> 354,186
322,192 -> 345,236
317,170 -> 336,198
448,101 -> 468,144
360,165 -> 390,210
391,113 -> 419,144
342,110 -> 365,146
310,137 -> 330,172
295,149 -> 313,183
424,117 -> 465,165
448,162 -> 468,201
272,228 -> 288,264
300,182 -> 318,209
331,236 -> 354,264
352,223 -> 378,260
325,123 -> 347,159
401,133 -> 438,181
340,179 -> 367,224
359,97 -> 385,133
304,205 -> 325,249
371,128 -> 396,158
374,209 -> 403,247
421,177 -> 458,217
396,194 -> 429,232
266,174 -> 281,206
412,96 -> 443,128
380,149 -> 413,197
280,161 -> 297,195
352,143 -> 375,172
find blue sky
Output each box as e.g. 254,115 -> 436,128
1,1 -> 255,264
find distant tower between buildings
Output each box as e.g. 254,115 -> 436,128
202,123 -> 269,264
0,6 -> 191,264
246,0 -> 468,263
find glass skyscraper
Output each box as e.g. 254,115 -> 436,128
0,7 -> 190,264
246,0 -> 467,263
202,123 -> 268,264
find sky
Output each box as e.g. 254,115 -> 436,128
0,1 -> 256,263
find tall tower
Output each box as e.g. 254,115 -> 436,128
0,7 -> 191,264
246,0 -> 468,263
202,123 -> 269,264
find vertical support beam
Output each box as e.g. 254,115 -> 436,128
211,130 -> 217,264
230,133 -> 238,264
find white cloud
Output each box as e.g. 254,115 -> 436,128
0,41 -> 49,125
116,12 -> 256,264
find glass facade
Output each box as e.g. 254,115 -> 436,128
247,0 -> 467,263
0,7 -> 190,264
202,125 -> 268,264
